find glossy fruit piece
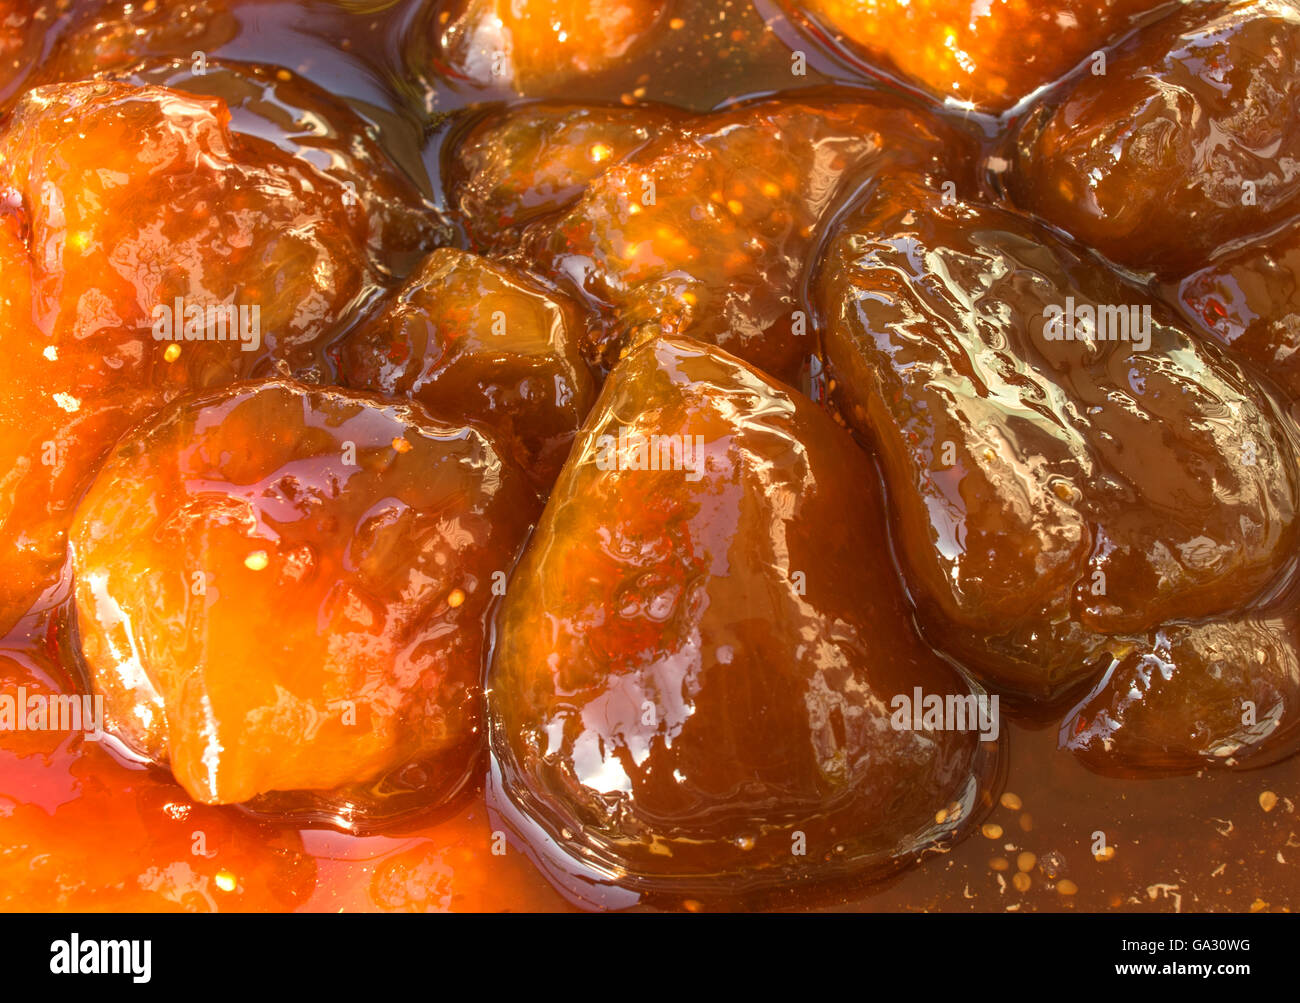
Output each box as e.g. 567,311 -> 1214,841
1,607 -> 570,912
341,248 -> 596,492
494,94 -> 975,384
117,59 -> 449,280
0,79 -> 384,630
0,76 -> 382,386
1173,219 -> 1300,403
0,211 -> 94,632
40,0 -> 447,265
70,378 -> 539,809
0,207 -> 159,634
785,0 -> 1172,114
818,178 -> 1300,700
38,0 -> 241,82
489,335 -> 997,908
1063,612 -> 1300,774
431,0 -> 666,93
1010,0 -> 1300,279
0,79 -> 368,386
446,102 -> 686,253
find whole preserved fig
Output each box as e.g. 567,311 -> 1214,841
0,79 -> 390,630
1010,0 -> 1300,278
70,379 -> 539,811
488,334 -> 997,907
818,178 -> 1299,700
1063,612 -> 1300,773
341,248 -> 596,491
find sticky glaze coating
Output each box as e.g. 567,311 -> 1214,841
0,0 -> 57,108
0,0 -> 1298,915
341,247 -> 596,491
0,645 -> 319,910
819,179 -> 1300,700
489,335 -> 995,905
1010,0 -> 1300,279
113,58 -> 449,279
36,0 -> 242,89
71,378 -> 539,807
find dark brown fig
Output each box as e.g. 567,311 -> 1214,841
341,247 -> 596,492
818,178 -> 1300,701
1063,612 -> 1300,774
1173,219 -> 1300,404
488,334 -> 998,908
446,102 -> 688,254
1010,0 -> 1300,279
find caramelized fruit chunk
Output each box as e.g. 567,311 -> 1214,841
70,379 -> 539,808
429,0 -> 666,92
37,0 -> 447,276
489,335 -> 996,906
456,94 -> 973,384
341,248 -> 596,492
0,79 -> 385,630
118,59 -> 447,279
38,0 -> 445,277
0,79 -> 373,385
1010,0 -> 1300,279
818,179 -> 1300,700
1174,220 -> 1300,403
1063,613 -> 1300,773
38,0 -> 240,83
0,212 -> 130,630
446,102 -> 686,252
786,0 -> 1171,114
